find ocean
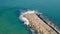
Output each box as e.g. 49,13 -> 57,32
0,0 -> 60,34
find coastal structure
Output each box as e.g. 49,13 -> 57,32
20,10 -> 60,34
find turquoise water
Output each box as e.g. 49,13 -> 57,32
0,0 -> 60,34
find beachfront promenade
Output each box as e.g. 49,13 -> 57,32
21,11 -> 60,34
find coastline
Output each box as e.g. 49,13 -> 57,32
19,10 -> 60,34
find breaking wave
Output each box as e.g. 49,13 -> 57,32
19,9 -> 42,25
19,10 -> 36,25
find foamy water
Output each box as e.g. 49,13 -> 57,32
19,10 -> 37,25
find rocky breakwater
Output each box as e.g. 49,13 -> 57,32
20,10 -> 60,34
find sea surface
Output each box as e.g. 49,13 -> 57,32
0,0 -> 60,34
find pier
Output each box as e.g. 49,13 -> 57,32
20,11 -> 60,34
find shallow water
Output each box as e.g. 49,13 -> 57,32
0,0 -> 60,34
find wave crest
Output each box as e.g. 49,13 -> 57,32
19,10 -> 42,25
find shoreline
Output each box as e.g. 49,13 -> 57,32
19,10 -> 60,34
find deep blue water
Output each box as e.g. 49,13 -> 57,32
0,0 -> 60,34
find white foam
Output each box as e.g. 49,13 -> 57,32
19,10 -> 42,25
19,15 -> 29,25
19,10 -> 36,25
21,10 -> 36,16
